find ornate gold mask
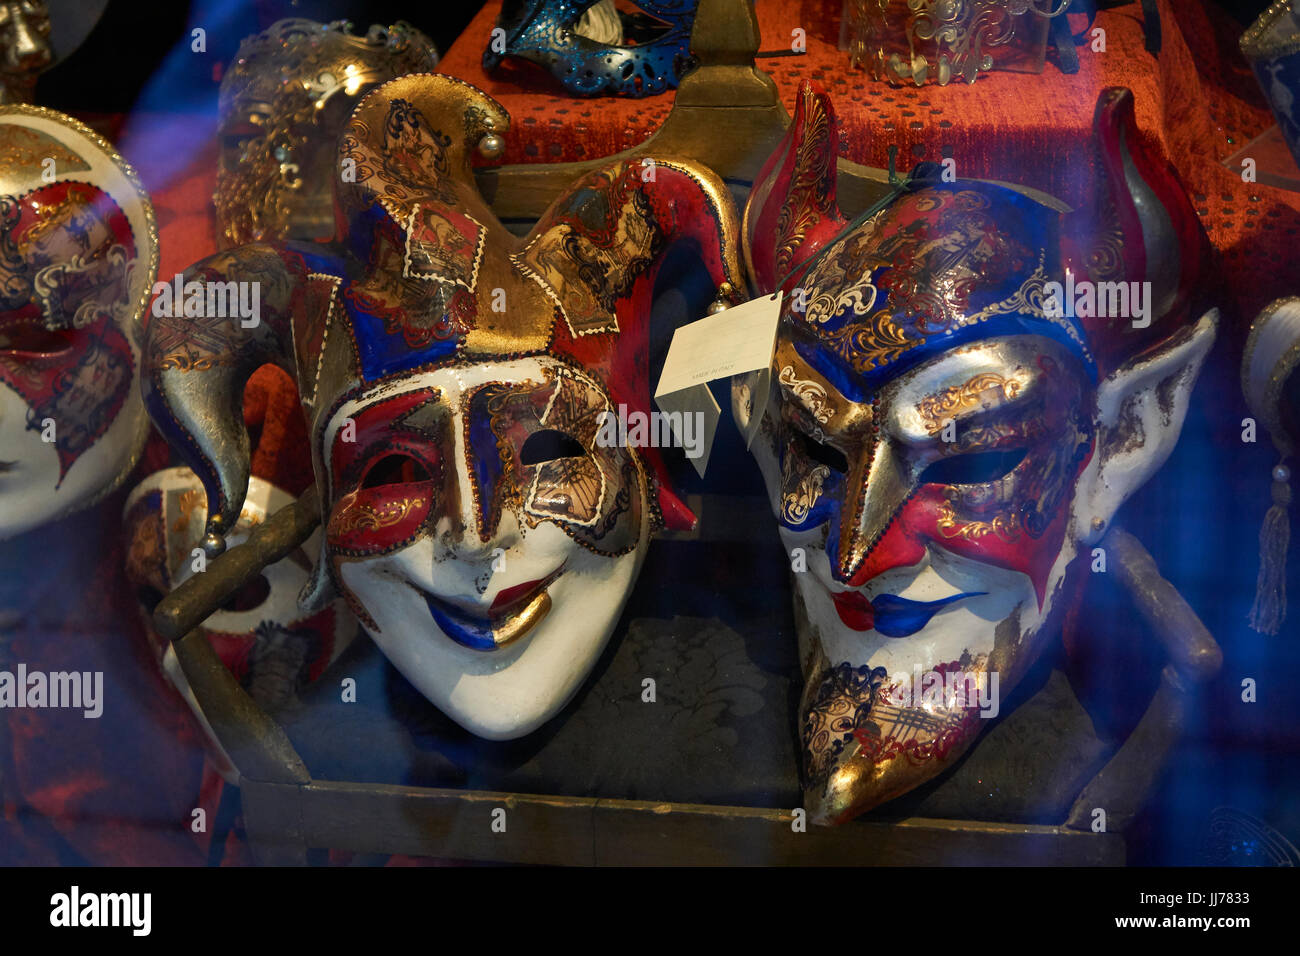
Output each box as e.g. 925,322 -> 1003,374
214,18 -> 438,249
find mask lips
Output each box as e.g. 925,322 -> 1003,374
830,588 -> 987,637
420,562 -> 565,651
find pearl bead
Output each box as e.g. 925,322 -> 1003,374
477,133 -> 505,160
707,299 -> 728,315
1275,464 -> 1292,483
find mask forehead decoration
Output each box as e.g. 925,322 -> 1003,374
738,82 -> 1216,824
215,18 -> 439,249
0,105 -> 157,541
123,467 -> 355,781
144,74 -> 742,739
482,0 -> 698,97
0,1 -> 51,106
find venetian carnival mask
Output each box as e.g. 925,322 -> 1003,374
734,83 -> 1217,824
215,18 -> 439,249
123,467 -> 356,780
144,74 -> 742,739
0,2 -> 51,106
482,0 -> 699,97
0,105 -> 156,541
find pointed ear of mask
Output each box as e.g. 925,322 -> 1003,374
742,80 -> 847,294
1073,310 -> 1218,546
519,156 -> 745,530
141,243 -> 338,543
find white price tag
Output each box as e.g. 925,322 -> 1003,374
653,293 -> 782,474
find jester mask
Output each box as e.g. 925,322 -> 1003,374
144,74 -> 742,740
124,467 -> 356,780
0,105 -> 156,541
735,83 -> 1217,824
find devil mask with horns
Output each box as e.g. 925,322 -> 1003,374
734,83 -> 1218,824
143,74 -> 742,740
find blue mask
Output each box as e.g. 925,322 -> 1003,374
482,0 -> 699,97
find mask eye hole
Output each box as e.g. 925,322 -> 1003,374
360,453 -> 433,489
135,585 -> 164,615
795,429 -> 848,474
0,325 -> 74,354
521,428 -> 585,466
219,573 -> 271,613
918,447 -> 1028,486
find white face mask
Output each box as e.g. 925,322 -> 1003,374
134,75 -> 744,743
0,106 -> 156,541
124,467 -> 356,781
322,356 -> 650,740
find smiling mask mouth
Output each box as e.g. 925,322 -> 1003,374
829,589 -> 985,637
422,567 -> 563,651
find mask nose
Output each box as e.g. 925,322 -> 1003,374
441,429 -> 519,562
445,515 -> 511,563
831,437 -> 917,586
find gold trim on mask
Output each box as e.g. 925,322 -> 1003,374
332,497 -> 428,535
491,591 -> 551,648
936,494 -> 1023,543
774,337 -> 874,437
916,372 -> 1023,438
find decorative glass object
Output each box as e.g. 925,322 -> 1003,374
842,0 -> 1072,86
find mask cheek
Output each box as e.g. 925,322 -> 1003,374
929,429 -> 1093,606
777,432 -> 840,531
325,481 -> 435,556
925,486 -> 1073,612
0,386 -> 62,529
1,318 -> 135,490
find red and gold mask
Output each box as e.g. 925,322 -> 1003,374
0,105 -> 156,541
736,83 -> 1218,824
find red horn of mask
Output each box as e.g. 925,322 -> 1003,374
743,82 -> 848,295
1063,87 -> 1211,377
